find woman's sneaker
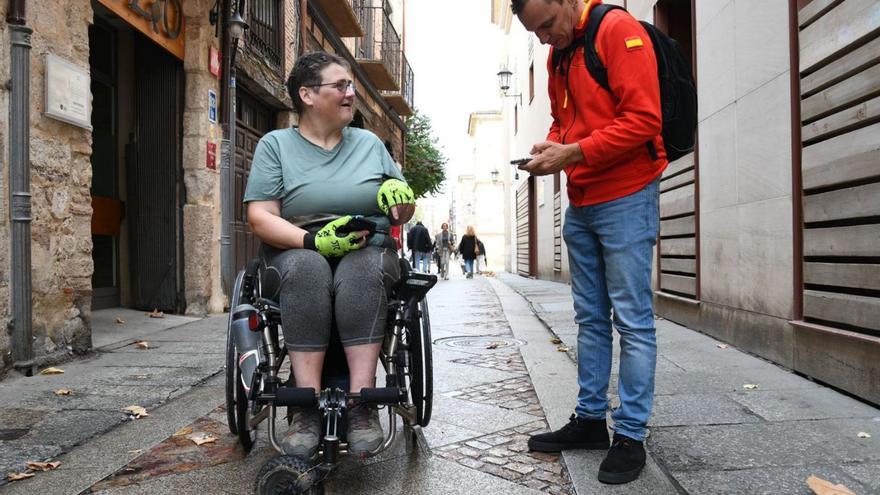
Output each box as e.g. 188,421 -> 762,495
281,406 -> 321,458
347,404 -> 383,454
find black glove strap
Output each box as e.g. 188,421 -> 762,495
302,232 -> 317,251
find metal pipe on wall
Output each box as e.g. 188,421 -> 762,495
7,0 -> 34,374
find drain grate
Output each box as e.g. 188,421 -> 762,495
434,335 -> 526,349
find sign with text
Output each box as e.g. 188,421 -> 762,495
44,54 -> 92,129
209,46 -> 221,78
97,0 -> 185,60
206,141 -> 217,170
208,90 -> 217,123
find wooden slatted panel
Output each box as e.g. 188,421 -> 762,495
805,262 -> 880,291
553,191 -> 562,272
801,63 -> 880,123
804,290 -> 880,332
801,35 -> 880,97
797,0 -> 842,29
516,180 -> 530,277
799,0 -> 880,74
659,151 -> 697,299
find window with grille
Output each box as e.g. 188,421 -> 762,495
248,0 -> 283,70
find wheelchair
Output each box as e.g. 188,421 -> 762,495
225,256 -> 436,494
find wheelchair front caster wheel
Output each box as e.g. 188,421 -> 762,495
255,456 -> 324,495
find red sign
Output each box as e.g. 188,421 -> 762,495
209,46 -> 221,79
206,141 -> 217,170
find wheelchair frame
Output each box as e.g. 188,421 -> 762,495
225,258 -> 436,493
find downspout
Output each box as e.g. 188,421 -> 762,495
7,0 -> 34,375
299,0 -> 307,56
220,0 -> 234,298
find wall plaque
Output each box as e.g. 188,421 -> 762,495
44,54 -> 92,130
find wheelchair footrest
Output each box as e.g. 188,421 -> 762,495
359,387 -> 403,405
275,387 -> 317,407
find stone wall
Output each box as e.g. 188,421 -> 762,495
0,0 -> 95,373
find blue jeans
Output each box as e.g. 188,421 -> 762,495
414,251 -> 430,272
563,179 -> 659,441
463,258 -> 474,274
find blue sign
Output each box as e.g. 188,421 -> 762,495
208,90 -> 217,124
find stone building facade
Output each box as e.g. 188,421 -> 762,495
0,0 -> 413,376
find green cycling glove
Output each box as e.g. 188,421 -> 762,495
377,178 -> 414,216
302,216 -> 363,257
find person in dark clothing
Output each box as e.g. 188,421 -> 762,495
457,225 -> 478,279
475,239 -> 486,274
407,221 -> 432,273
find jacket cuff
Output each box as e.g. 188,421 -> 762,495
302,233 -> 317,251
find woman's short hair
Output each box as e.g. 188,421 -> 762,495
466,225 -> 475,236
286,51 -> 351,114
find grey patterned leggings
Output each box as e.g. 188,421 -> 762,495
258,245 -> 400,351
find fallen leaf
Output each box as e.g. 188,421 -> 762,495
550,337 -> 562,345
187,432 -> 217,446
6,472 -> 34,481
173,426 -> 193,437
135,341 -> 150,350
127,449 -> 143,455
116,317 -> 125,324
557,346 -> 571,353
717,344 -> 730,349
38,367 -> 65,375
806,474 -> 856,495
122,405 -> 149,419
147,309 -> 165,318
54,389 -> 73,396
857,432 -> 871,439
25,461 -> 60,471
743,384 -> 759,390
485,342 -> 499,350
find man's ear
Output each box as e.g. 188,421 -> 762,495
299,86 -> 314,109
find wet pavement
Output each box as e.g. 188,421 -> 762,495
3,269 -> 879,494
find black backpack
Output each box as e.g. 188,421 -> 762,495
575,4 -> 697,162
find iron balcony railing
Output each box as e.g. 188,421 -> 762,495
353,0 -> 400,86
400,53 -> 414,110
247,0 -> 283,70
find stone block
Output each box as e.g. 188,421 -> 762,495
698,103 -> 738,213
697,1 -> 736,121
734,0 -> 791,99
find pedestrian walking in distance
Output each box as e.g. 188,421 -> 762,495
457,226 -> 478,279
512,0 -> 668,485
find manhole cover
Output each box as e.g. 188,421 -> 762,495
434,336 -> 526,349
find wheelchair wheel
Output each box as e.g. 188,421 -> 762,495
408,297 -> 433,427
254,456 -> 324,495
225,269 -> 246,435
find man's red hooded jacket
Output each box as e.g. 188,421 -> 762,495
548,0 -> 668,206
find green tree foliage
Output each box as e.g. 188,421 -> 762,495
404,110 -> 447,199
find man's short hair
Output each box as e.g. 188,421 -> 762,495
285,51 -> 351,114
510,0 -> 562,15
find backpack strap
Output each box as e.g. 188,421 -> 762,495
584,3 -> 625,92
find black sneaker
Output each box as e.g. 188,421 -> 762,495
598,433 -> 647,484
527,414 -> 610,452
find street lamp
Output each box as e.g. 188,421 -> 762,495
496,66 -> 521,105
220,2 -> 249,298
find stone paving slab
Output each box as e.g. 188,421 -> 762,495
673,464 -> 870,495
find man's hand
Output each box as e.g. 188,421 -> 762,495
520,141 -> 583,176
303,216 -> 367,257
377,179 -> 415,225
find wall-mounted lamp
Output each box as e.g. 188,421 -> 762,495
228,8 -> 248,41
496,67 -> 522,105
490,168 -> 500,184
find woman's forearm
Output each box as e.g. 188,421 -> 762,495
248,208 -> 308,250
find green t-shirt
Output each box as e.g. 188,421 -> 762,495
243,127 -> 405,246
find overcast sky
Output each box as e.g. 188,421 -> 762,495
406,1 -> 505,187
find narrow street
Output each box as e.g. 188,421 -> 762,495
2,267 -> 879,494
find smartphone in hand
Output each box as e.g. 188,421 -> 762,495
511,158 -> 532,166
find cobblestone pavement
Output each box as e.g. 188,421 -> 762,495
444,376 -> 544,417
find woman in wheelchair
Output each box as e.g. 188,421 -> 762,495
242,51 -> 416,459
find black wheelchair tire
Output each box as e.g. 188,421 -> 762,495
254,456 -> 324,495
225,269 -> 246,435
235,363 -> 257,452
409,297 -> 433,427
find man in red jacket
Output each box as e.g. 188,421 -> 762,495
512,0 -> 666,485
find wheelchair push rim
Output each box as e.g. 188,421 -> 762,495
408,296 -> 433,427
225,269 -> 246,436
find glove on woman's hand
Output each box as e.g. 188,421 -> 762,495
303,216 -> 364,257
377,179 -> 415,216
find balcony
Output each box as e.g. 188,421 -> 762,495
383,53 -> 414,117
353,0 -> 400,91
311,0 -> 363,37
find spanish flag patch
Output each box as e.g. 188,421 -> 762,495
625,36 -> 644,50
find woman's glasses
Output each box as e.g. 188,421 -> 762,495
311,79 -> 355,93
